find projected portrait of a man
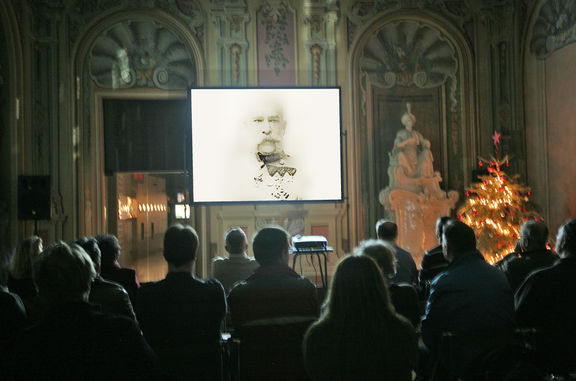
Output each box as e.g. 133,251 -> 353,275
248,109 -> 298,200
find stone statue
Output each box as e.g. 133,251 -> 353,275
385,103 -> 440,196
379,103 -> 458,266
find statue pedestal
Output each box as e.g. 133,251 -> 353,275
381,189 -> 458,267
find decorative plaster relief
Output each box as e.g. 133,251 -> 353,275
257,0 -> 296,84
88,20 -> 196,89
360,21 -> 458,89
531,0 -> 576,59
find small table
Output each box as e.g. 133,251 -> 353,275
290,246 -> 333,288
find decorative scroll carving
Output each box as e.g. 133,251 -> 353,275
88,20 -> 196,89
310,44 -> 323,85
531,0 -> 576,59
360,21 -> 457,89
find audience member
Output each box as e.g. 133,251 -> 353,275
376,219 -> 418,285
497,220 -> 557,292
8,235 -> 42,312
95,233 -> 139,303
212,227 -> 259,293
421,220 -> 515,377
228,226 -> 319,380
0,262 -> 27,359
304,254 -> 417,381
7,242 -> 157,380
358,239 -> 420,327
136,224 -> 226,381
76,237 -> 137,321
419,216 -> 451,290
515,218 -> 576,373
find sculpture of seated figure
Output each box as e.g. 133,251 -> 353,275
382,102 -> 447,202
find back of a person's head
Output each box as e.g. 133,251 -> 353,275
10,235 -> 43,279
436,216 -> 451,240
443,220 -> 476,254
520,220 -> 549,250
325,255 -> 393,323
76,237 -> 101,270
95,234 -> 120,267
375,219 -> 397,241
34,242 -> 96,303
354,239 -> 396,277
556,218 -> 576,258
252,226 -> 289,266
225,227 -> 247,255
163,224 -> 199,267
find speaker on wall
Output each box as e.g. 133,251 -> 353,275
18,175 -> 51,220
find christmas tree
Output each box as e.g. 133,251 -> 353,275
458,132 -> 543,264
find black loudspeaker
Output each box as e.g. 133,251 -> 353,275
18,175 -> 51,220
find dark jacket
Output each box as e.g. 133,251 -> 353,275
100,265 -> 139,304
136,272 -> 226,381
389,245 -> 418,285
498,248 -> 557,292
515,256 -> 576,372
228,264 -> 319,381
0,287 -> 27,357
421,250 -> 515,376
89,275 -> 137,321
7,275 -> 37,314
7,301 -> 158,381
419,244 -> 449,285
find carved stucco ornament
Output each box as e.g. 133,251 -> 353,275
360,20 -> 457,89
531,0 -> 576,59
89,20 -> 195,89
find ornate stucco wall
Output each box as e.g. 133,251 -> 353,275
1,0 -> 545,277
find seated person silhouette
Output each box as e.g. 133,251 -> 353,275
358,239 -> 420,327
304,254 -> 417,381
515,218 -> 576,374
496,220 -> 557,292
95,233 -> 139,304
228,226 -> 319,381
7,236 -> 42,315
211,227 -> 259,294
136,224 -> 226,381
421,220 -> 515,377
7,242 -> 157,380
75,237 -> 137,321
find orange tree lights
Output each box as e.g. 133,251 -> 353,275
458,132 -> 543,264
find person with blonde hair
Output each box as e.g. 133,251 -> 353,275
304,254 -> 417,381
357,239 -> 420,327
8,235 -> 43,312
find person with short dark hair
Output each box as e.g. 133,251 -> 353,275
375,219 -> 418,285
515,218 -> 576,373
7,242 -> 157,380
358,239 -> 420,327
304,255 -> 417,381
228,226 -> 319,380
95,233 -> 139,303
76,237 -> 136,321
421,220 -> 515,377
419,216 -> 451,289
496,220 -> 557,292
136,224 -> 226,381
211,227 -> 259,293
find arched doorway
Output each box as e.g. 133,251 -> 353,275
73,10 -> 202,281
348,10 -> 476,243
